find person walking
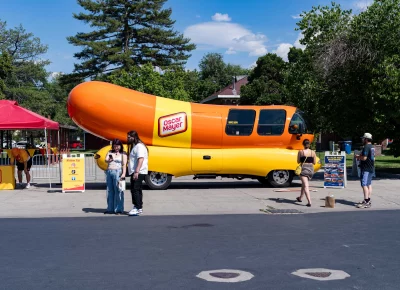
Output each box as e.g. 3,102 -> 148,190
104,138 -> 127,215
127,130 -> 148,216
10,147 -> 32,189
295,139 -> 316,207
355,133 -> 375,208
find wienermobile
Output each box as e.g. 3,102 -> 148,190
67,81 -> 321,189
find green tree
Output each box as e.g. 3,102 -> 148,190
66,0 -> 195,81
0,20 -> 49,88
198,52 -> 250,103
288,0 -> 400,155
0,51 -> 12,98
45,75 -> 75,125
285,47 -> 327,132
240,53 -> 287,105
106,63 -> 191,101
199,52 -> 249,90
0,20 -> 70,122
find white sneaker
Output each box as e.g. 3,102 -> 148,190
26,183 -> 30,189
138,209 -> 143,215
128,208 -> 139,216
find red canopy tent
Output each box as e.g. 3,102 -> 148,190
0,100 -> 60,189
0,100 -> 59,130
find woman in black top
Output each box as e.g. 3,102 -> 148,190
296,139 -> 316,207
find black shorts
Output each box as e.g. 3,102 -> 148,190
17,159 -> 32,171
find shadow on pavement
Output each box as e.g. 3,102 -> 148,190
33,180 -> 307,191
318,198 -> 357,207
82,208 -> 106,214
268,198 -> 299,205
82,208 -> 129,216
335,199 -> 358,207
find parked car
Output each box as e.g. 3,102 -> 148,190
70,140 -> 83,149
16,141 -> 31,149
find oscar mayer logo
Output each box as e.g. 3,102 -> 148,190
158,112 -> 187,137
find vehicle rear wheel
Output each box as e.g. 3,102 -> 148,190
144,171 -> 172,190
267,170 -> 293,188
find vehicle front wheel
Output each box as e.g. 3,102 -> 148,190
257,177 -> 270,186
267,170 -> 293,188
144,171 -> 172,190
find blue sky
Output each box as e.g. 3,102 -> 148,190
0,0 -> 372,75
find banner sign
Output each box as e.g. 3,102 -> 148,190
62,154 -> 85,192
324,152 -> 346,188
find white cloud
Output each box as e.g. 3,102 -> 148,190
184,22 -> 268,56
249,61 -> 257,69
271,32 -> 305,62
294,32 -> 306,50
225,47 -> 237,55
212,13 -> 231,22
353,0 -> 373,11
272,43 -> 293,62
48,72 -> 63,81
291,14 -> 302,19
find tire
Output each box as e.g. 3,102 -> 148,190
267,170 -> 294,188
257,177 -> 270,186
144,171 -> 172,190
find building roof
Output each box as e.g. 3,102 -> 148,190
200,75 -> 249,104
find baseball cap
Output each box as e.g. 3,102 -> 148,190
361,133 -> 372,139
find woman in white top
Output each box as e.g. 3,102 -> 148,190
127,130 -> 148,216
104,138 -> 127,214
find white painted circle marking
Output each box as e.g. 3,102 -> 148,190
292,268 -> 350,281
196,269 -> 254,283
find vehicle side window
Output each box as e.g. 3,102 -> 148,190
257,109 -> 286,136
225,109 -> 256,136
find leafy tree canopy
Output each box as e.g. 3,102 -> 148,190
66,0 -> 195,82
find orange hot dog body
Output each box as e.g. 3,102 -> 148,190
68,81 -> 313,149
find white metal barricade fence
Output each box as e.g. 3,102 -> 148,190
0,152 -> 10,165
1,153 -> 105,184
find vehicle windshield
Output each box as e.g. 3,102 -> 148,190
288,110 -> 313,134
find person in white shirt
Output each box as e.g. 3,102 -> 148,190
127,130 -> 148,216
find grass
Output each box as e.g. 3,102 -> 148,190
316,151 -> 400,174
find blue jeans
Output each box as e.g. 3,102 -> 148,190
106,169 -> 124,213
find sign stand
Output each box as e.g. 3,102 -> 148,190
324,151 -> 347,189
62,153 -> 85,193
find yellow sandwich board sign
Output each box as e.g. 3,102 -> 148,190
62,154 -> 85,192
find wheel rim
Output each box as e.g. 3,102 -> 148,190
271,170 -> 290,185
149,172 -> 168,186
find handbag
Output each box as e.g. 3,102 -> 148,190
118,180 -> 126,191
295,151 -> 308,176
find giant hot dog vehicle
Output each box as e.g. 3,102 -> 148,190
67,81 -> 321,189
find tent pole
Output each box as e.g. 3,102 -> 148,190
57,130 -> 61,185
45,128 -> 51,189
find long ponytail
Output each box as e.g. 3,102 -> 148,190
127,130 -> 148,152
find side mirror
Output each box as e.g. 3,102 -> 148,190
289,124 -> 299,134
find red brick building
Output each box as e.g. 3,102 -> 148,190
201,75 -> 248,105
